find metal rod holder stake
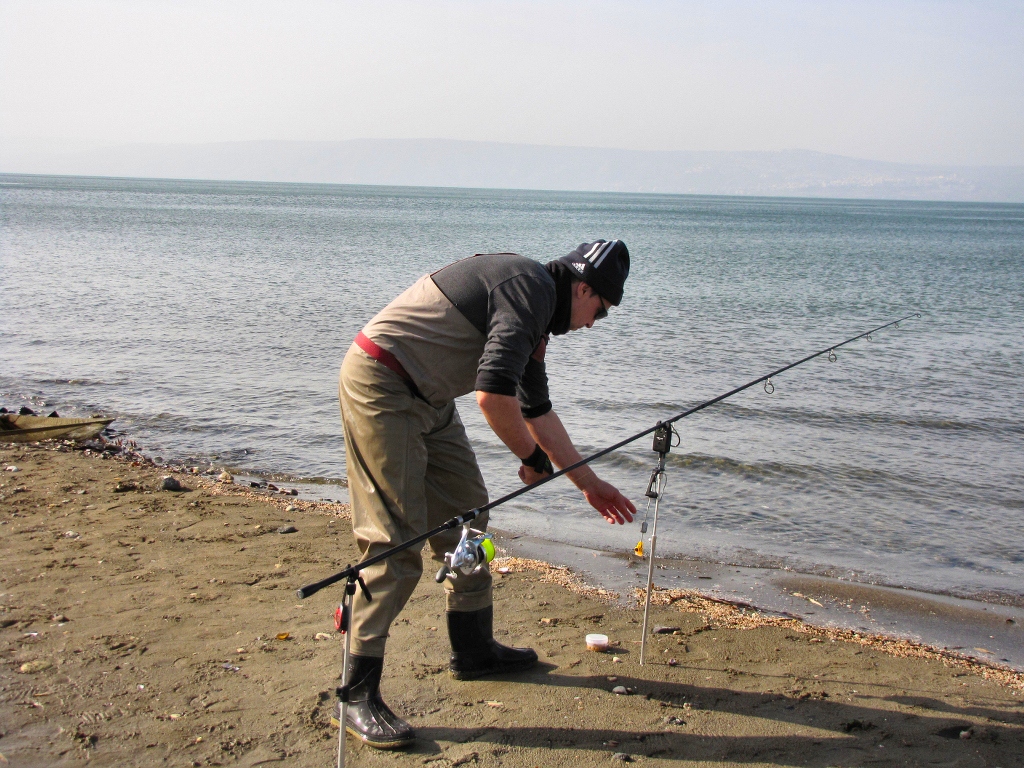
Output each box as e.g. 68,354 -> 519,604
335,573 -> 371,768
640,424 -> 672,666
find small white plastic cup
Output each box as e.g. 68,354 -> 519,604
585,633 -> 609,652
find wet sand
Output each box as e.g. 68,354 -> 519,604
504,535 -> 1024,672
2,441 -> 1023,767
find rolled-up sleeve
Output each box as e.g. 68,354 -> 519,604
517,353 -> 551,418
474,275 -> 555,401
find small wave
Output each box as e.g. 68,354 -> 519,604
156,451 -> 347,487
575,449 -> 656,474
624,450 -> 1022,513
36,377 -> 119,387
726,403 -> 1024,436
578,398 -> 1023,436
230,468 -> 348,487
665,452 -> 813,481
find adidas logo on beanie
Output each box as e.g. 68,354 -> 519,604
557,240 -> 630,305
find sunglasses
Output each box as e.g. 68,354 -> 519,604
595,296 -> 610,321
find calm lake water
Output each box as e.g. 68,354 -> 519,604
2,173 -> 1022,606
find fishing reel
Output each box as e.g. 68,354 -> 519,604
435,524 -> 495,583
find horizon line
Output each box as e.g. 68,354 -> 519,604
5,138 -> 1022,171
4,170 -> 1022,207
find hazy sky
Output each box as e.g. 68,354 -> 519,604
2,0 -> 1022,165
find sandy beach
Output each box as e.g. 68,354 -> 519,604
2,440 -> 1023,767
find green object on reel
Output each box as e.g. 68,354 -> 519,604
480,536 -> 495,563
435,526 -> 495,583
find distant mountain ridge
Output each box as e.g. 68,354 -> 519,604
4,139 -> 1023,202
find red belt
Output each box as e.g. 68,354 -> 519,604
354,332 -> 423,398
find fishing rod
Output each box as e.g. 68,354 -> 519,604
298,311 -> 920,600
300,312 -> 918,768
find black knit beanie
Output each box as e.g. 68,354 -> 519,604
556,240 -> 630,305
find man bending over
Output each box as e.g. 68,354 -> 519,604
335,240 -> 636,748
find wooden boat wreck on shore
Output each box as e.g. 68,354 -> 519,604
0,414 -> 114,443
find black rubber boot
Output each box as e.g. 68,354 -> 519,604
447,605 -> 538,680
330,654 -> 415,749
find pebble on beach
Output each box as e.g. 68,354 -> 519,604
161,476 -> 183,491
218,471 -> 233,483
277,525 -> 297,534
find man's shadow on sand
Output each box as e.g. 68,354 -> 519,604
383,661 -> 1024,764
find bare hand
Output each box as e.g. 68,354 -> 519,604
581,478 -> 636,525
518,464 -> 551,486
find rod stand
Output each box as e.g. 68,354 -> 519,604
335,572 -> 371,768
640,423 -> 672,666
